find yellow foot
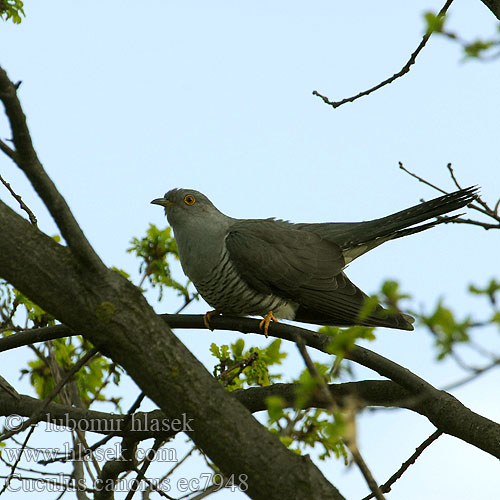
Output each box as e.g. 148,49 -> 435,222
259,311 -> 278,338
203,310 -> 220,330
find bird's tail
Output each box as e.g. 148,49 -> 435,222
343,186 -> 478,254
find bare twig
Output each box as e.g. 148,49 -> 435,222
446,163 -> 462,190
0,448 -> 72,478
442,359 -> 500,391
0,347 -> 99,441
0,138 -> 16,160
494,198 -> 500,215
125,438 -> 164,500
295,337 -> 337,410
161,445 -> 197,483
361,430 -> 443,500
0,474 -> 95,494
399,162 -> 500,228
95,438 -> 140,500
294,337 -> 385,500
0,425 -> 35,495
313,0 -> 455,108
349,446 -> 385,500
40,391 -> 147,466
434,216 -> 499,230
0,65 -> 104,271
445,163 -> 499,218
0,173 -> 37,226
398,162 -> 448,194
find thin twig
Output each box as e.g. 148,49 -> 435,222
159,445 -> 197,484
129,464 -> 176,500
435,217 -> 499,230
40,391 -> 147,465
441,359 -> 500,392
0,347 -> 99,441
360,430 -> 443,500
0,138 -> 16,161
0,65 -> 104,271
349,446 -> 385,500
217,351 -> 259,387
125,438 -> 164,500
494,198 -> 500,215
447,164 -> 497,218
446,163 -> 462,190
399,161 -> 500,227
0,425 -> 36,495
0,474 -> 96,494
398,162 -> 448,194
294,336 -> 385,500
313,0 -> 455,108
0,173 -> 38,226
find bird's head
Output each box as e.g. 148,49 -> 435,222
151,188 -> 223,228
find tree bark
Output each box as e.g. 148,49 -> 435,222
0,199 -> 344,500
480,0 -> 500,20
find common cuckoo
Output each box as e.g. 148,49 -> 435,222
151,187 -> 476,333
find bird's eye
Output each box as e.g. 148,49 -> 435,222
184,194 -> 196,206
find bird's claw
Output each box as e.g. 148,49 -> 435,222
259,311 -> 278,337
203,310 -> 220,330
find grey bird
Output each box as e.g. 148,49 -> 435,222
151,186 -> 477,333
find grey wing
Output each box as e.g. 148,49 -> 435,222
225,220 -> 375,326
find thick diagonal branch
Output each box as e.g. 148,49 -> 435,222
0,199 -> 344,500
0,65 -> 104,271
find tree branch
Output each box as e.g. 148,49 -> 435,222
480,0 -> 500,20
0,347 -> 99,442
0,173 -> 38,226
294,336 -> 386,500
0,137 -> 17,161
0,381 -> 411,443
2,310 -> 500,461
361,430 -> 443,500
312,0 -> 455,108
0,64 -> 105,272
0,198 -> 344,500
399,162 -> 500,228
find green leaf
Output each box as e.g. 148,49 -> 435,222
266,396 -> 286,421
0,0 -> 25,24
324,326 -> 375,358
420,300 -> 472,360
424,11 -> 446,35
128,224 -> 191,300
464,40 -> 494,59
211,338 -> 286,389
469,279 -> 500,305
231,338 -> 245,357
13,290 -> 55,327
209,343 -> 221,359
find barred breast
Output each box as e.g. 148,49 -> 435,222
193,247 -> 297,320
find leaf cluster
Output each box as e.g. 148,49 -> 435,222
266,365 -> 348,462
210,338 -> 286,390
0,0 -> 24,24
424,10 -> 500,61
127,223 -> 192,301
1,281 -> 123,409
418,279 -> 499,360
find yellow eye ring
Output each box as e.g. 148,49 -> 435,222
184,194 -> 196,206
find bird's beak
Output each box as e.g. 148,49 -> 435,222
151,198 -> 175,207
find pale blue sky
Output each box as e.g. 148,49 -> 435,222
1,1 -> 499,499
